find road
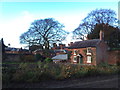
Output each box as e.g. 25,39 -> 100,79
63,77 -> 119,88
3,74 -> 120,88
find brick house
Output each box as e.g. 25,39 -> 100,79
68,30 -> 111,65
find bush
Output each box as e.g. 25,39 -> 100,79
37,61 -> 43,68
2,72 -> 11,84
97,64 -> 119,75
12,62 -> 56,82
98,62 -> 110,67
85,66 -> 99,76
55,64 -> 71,80
44,58 -> 53,63
116,61 -> 120,66
3,62 -> 120,83
12,63 -> 38,82
35,53 -> 45,62
2,66 -> 17,84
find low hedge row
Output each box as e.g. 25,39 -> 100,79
2,62 -> 120,84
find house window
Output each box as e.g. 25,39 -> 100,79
73,56 -> 77,62
87,47 -> 91,55
87,56 -> 91,63
74,50 -> 77,55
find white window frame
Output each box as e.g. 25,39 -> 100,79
87,56 -> 91,63
73,56 -> 77,62
87,47 -> 91,55
73,50 -> 77,55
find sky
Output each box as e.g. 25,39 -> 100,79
0,0 -> 119,48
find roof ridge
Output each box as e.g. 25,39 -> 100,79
74,39 -> 100,42
69,39 -> 101,49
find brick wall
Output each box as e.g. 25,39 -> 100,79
96,41 -> 109,64
68,41 -> 119,65
3,53 -> 21,62
107,50 -> 120,65
3,53 -> 34,62
69,47 -> 97,65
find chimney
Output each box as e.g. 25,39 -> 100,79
70,42 -> 73,46
84,36 -> 88,40
59,44 -> 63,50
62,44 -> 66,47
68,44 -> 70,46
53,43 -> 57,48
99,30 -> 104,41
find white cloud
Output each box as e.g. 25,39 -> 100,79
56,13 -> 87,45
0,11 -> 34,48
0,9 -> 91,48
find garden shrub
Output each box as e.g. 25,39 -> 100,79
57,64 -> 70,79
98,62 -> 110,67
96,65 -> 119,75
2,72 -> 11,84
44,58 -> 53,63
116,61 -> 120,66
74,70 -> 87,78
12,66 -> 39,83
2,66 -> 17,84
3,62 -> 120,83
37,61 -> 43,68
86,66 -> 99,76
35,53 -> 45,62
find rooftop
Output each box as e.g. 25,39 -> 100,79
52,54 -> 68,60
68,39 -> 101,49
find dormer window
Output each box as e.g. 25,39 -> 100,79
87,47 -> 91,55
74,50 -> 77,55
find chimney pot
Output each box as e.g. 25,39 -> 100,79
70,42 -> 73,46
53,43 -> 57,47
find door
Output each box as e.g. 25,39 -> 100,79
79,54 -> 83,64
77,55 -> 83,64
80,57 -> 83,64
77,56 -> 79,63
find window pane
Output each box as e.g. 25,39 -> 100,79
87,56 -> 91,63
73,56 -> 77,62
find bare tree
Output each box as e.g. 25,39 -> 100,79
20,18 -> 69,49
73,9 -> 118,40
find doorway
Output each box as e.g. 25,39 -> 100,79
77,54 -> 83,64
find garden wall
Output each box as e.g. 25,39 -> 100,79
107,50 -> 120,65
3,53 -> 20,62
3,53 -> 34,62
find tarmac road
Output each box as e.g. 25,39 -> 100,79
3,74 -> 120,88
63,77 -> 119,88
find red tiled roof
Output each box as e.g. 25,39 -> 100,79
68,39 -> 101,49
